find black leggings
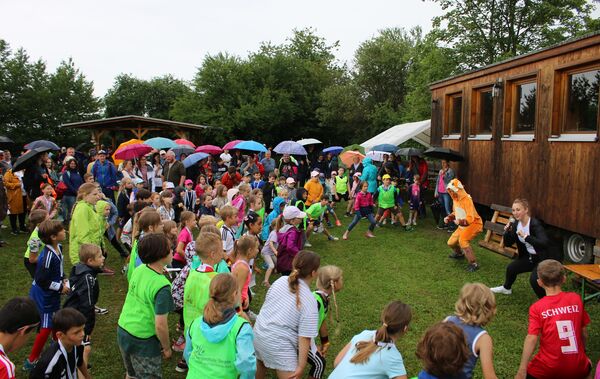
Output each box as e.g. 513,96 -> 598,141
105,232 -> 129,258
503,255 -> 546,298
9,213 -> 26,232
308,349 -> 326,379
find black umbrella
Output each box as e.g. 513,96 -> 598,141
0,136 -> 14,149
423,147 -> 464,162
12,147 -> 52,172
24,140 -> 60,151
395,147 -> 423,157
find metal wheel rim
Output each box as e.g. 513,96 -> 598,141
567,234 -> 586,262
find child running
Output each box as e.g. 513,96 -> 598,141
275,206 -> 305,276
445,283 -> 498,379
23,209 -> 49,278
127,209 -> 162,282
174,211 -> 196,269
329,300 -> 412,378
342,181 -> 377,240
515,260 -> 592,379
219,205 -> 238,258
231,235 -> 259,320
184,273 -> 256,378
261,217 -> 283,287
407,174 -> 421,226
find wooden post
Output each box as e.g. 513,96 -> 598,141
92,130 -> 105,149
594,240 -> 600,264
174,129 -> 188,140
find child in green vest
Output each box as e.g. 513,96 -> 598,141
308,265 -> 344,379
127,209 -> 161,282
305,198 -> 339,246
374,174 -> 412,231
117,233 -> 174,379
23,209 -> 49,278
184,273 -> 256,379
333,168 -> 350,203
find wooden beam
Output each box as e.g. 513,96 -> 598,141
174,129 -> 188,140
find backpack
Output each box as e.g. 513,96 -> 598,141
55,171 -> 70,200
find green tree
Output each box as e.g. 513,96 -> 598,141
430,0 -> 599,69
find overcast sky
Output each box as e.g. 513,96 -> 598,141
1,0 -> 445,97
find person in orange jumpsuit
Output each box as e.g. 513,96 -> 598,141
444,179 -> 483,272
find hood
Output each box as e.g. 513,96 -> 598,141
95,200 -> 109,216
173,186 -> 185,200
279,224 -> 294,233
73,262 -> 100,276
362,157 -> 373,166
271,197 -> 286,216
200,308 -> 239,344
295,188 -> 307,201
446,178 -> 468,200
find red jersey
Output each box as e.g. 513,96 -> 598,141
0,345 -> 15,379
527,291 -> 590,379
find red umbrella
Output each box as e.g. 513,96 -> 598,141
114,143 -> 153,160
174,138 -> 195,148
195,144 -> 223,155
223,140 -> 244,151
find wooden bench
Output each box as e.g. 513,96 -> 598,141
564,264 -> 600,303
478,204 -> 518,258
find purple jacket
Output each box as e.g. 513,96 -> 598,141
276,224 -> 303,273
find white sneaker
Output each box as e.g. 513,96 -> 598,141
304,241 -> 312,247
490,286 -> 512,295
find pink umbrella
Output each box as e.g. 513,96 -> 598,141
223,140 -> 244,151
114,143 -> 153,160
174,138 -> 195,148
195,144 -> 223,155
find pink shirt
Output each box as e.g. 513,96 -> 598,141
232,259 -> 251,303
175,227 -> 192,263
353,191 -> 374,211
437,171 -> 447,194
232,196 -> 246,225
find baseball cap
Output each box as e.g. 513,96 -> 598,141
286,177 -> 296,184
184,179 -> 193,185
164,181 -> 175,189
283,206 -> 306,220
331,171 -> 337,176
353,172 -> 362,177
132,177 -> 144,185
382,174 -> 391,180
310,170 -> 319,177
159,150 -> 166,155
97,150 -> 107,155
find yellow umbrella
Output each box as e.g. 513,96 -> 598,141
112,139 -> 144,166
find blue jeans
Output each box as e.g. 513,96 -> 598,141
347,212 -> 376,232
439,192 -> 452,216
62,195 -> 76,223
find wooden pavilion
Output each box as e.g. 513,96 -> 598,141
61,115 -> 211,148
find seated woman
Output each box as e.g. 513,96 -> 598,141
490,198 -> 555,299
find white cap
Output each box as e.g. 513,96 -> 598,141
132,177 -> 144,185
283,206 -> 306,220
310,170 -> 319,177
286,177 -> 296,184
164,181 -> 175,189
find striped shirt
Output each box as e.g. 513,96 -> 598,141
29,340 -> 84,379
0,344 -> 15,379
253,276 -> 318,371
220,225 -> 236,255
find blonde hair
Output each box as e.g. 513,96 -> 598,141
454,283 -> 496,326
200,224 -> 220,236
133,208 -> 160,240
316,265 -> 343,322
195,232 -> 222,260
203,273 -> 237,324
278,188 -> 289,199
350,301 -> 412,364
270,216 -> 284,233
118,177 -> 132,194
76,183 -> 98,201
198,215 -> 218,229
179,210 -> 196,226
233,235 -> 258,260
219,205 -> 237,221
215,184 -> 227,198
537,259 -> 565,287
288,251 -> 320,308
238,183 -> 250,195
79,243 -> 102,263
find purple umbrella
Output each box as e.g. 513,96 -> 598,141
273,140 -> 307,155
322,146 -> 344,155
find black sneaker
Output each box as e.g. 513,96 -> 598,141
175,359 -> 188,373
448,252 -> 465,259
466,263 -> 480,272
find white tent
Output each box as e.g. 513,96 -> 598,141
360,119 -> 431,152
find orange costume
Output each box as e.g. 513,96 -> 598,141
445,179 -> 483,270
304,178 -> 323,206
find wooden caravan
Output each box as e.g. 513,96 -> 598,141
429,32 -> 600,263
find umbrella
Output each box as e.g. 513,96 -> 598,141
195,145 -> 223,155
322,146 -> 344,155
273,141 -> 307,155
24,140 -> 60,151
234,140 -> 267,153
171,144 -> 195,158
174,138 -> 195,148
113,139 -> 145,166
114,143 -> 153,160
395,147 -> 423,157
423,147 -> 464,162
12,147 -> 52,172
183,152 -> 210,168
342,144 -> 365,154
296,138 -> 322,146
223,140 -> 244,151
366,150 -> 390,162
339,150 -> 365,167
371,143 -> 398,154
145,137 -> 177,150
0,136 -> 14,149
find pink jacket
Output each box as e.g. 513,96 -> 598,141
353,191 -> 374,211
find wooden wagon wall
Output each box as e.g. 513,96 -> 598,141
430,35 -> 600,240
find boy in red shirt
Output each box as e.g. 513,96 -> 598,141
0,297 -> 40,379
516,259 -> 591,379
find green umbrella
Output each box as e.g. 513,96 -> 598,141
342,144 -> 365,154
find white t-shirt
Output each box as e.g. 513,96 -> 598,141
220,225 -> 235,255
220,152 -> 232,165
517,220 -> 537,255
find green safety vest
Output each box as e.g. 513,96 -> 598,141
377,185 -> 397,209
118,264 -> 171,339
295,199 -> 307,229
183,268 -> 217,330
24,227 -> 44,259
126,239 -> 139,283
313,291 -> 329,330
335,175 -> 348,194
187,316 -> 248,379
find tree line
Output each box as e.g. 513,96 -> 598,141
1,0 -> 598,148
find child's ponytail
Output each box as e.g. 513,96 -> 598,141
203,273 -> 237,324
350,300 -> 412,364
232,235 -> 258,261
316,265 -> 343,322
288,250 -> 321,309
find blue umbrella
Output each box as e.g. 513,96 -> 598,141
145,137 -> 177,150
234,140 -> 267,153
274,140 -> 307,155
183,152 -> 210,168
371,143 -> 398,154
322,146 -> 344,155
24,140 -> 60,151
171,144 -> 195,159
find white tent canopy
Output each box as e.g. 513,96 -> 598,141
360,119 -> 431,152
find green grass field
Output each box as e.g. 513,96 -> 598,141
1,208 -> 598,378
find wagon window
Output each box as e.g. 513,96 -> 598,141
565,69 -> 599,132
476,88 -> 493,134
447,94 -> 462,134
513,82 -> 537,133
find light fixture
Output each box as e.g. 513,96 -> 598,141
492,78 -> 503,98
